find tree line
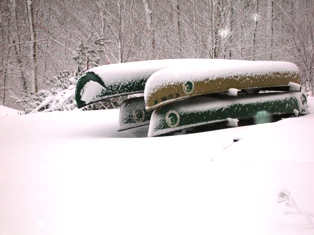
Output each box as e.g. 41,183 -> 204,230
1,0 -> 313,111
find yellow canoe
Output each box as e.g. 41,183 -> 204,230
144,60 -> 301,111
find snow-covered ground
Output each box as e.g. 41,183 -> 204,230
0,105 -> 21,116
0,96 -> 314,235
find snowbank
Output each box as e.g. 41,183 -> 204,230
0,96 -> 313,235
0,105 -> 21,116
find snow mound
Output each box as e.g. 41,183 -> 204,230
0,96 -> 313,235
0,105 -> 21,116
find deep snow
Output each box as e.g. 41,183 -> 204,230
0,96 -> 313,235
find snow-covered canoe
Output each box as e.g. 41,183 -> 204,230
148,92 -> 307,137
75,59 -> 227,108
144,61 -> 301,111
118,94 -> 151,137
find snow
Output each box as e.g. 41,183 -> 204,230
289,82 -> 302,91
80,80 -> 106,103
226,117 -> 239,126
227,88 -> 240,96
89,59 -> 224,85
0,95 -> 314,235
0,105 -> 21,116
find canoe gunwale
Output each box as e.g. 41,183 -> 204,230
118,123 -> 150,132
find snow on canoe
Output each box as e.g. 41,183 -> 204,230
148,92 -> 307,137
75,59 -> 228,108
144,61 -> 301,111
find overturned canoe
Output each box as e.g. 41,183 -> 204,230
118,94 -> 151,137
144,61 -> 301,111
148,92 -> 307,137
75,59 -> 227,108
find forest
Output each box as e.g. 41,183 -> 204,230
0,0 -> 313,112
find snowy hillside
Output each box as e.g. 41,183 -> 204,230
0,96 -> 314,235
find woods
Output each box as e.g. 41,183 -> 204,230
0,0 -> 313,111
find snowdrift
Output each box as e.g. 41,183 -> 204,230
0,97 -> 313,235
1,58 -> 313,235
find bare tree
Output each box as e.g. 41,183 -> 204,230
287,0 -> 314,94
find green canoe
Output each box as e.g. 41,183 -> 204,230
75,59 -> 228,108
144,61 -> 301,111
148,92 -> 307,137
118,94 -> 151,137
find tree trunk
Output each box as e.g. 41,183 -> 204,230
252,0 -> 259,60
27,0 -> 38,93
210,0 -> 217,58
173,0 -> 182,53
117,0 -> 124,63
142,0 -> 156,57
1,20 -> 10,105
11,0 -> 27,91
1,2 -> 12,105
227,0 -> 234,59
267,0 -> 273,60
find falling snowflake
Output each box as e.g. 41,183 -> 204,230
219,28 -> 230,38
252,13 -> 260,22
